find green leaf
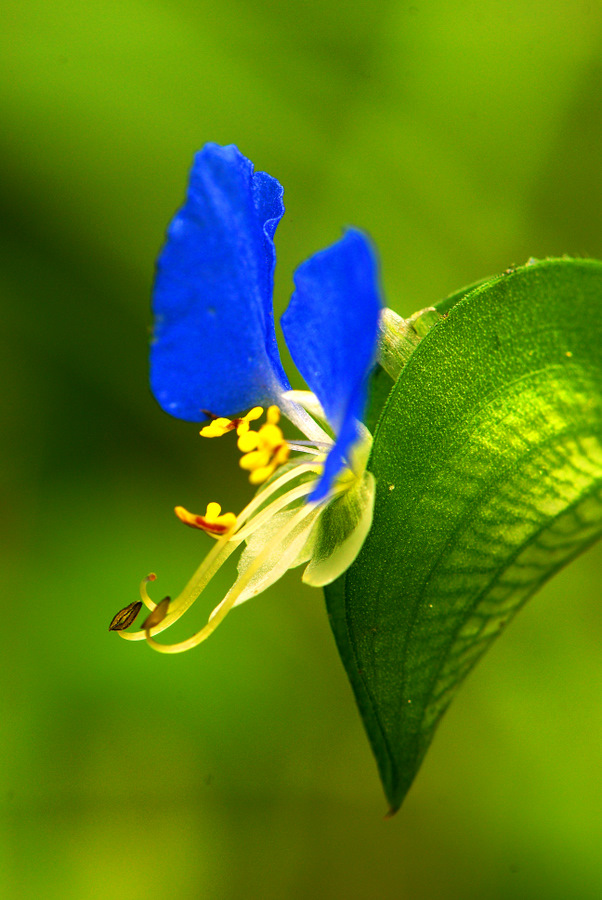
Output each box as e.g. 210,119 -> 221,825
324,258 -> 602,814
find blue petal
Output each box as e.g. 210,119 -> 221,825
281,229 -> 381,499
150,144 -> 290,421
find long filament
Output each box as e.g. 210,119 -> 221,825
140,574 -> 157,611
234,480 -> 315,541
234,460 -> 320,528
145,500 -> 320,654
119,462 -> 322,643
118,536 -> 238,642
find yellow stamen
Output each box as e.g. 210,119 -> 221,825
249,464 -> 278,484
266,405 -> 280,425
116,461 -> 324,645
200,407 -> 263,438
175,502 -> 237,536
239,449 -> 271,471
237,430 -> 260,452
274,444 -> 291,466
199,417 -> 234,437
236,407 -> 264,434
236,409 -> 290,485
111,400 -> 341,650
119,536 -> 238,642
258,423 -> 284,445
144,500 -> 319,654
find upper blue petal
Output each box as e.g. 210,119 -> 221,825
150,144 -> 290,421
281,228 -> 381,499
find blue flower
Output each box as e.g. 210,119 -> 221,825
114,143 -> 383,653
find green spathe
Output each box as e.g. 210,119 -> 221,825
325,258 -> 602,814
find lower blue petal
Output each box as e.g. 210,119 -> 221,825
281,229 -> 381,497
150,144 -> 290,421
309,405 -> 361,502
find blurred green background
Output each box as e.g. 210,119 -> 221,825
2,1 -> 602,897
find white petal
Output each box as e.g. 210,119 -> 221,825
302,471 -> 376,586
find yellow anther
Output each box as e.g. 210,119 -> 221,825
258,423 -> 283,446
175,503 -> 237,537
249,463 -> 279,484
235,407 -> 290,485
204,501 -> 223,521
237,430 -> 260,453
274,444 -> 291,466
236,407 -> 263,435
200,407 -> 264,438
239,449 -> 272,471
266,405 -> 280,425
200,417 -> 235,438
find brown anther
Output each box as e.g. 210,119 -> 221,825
109,600 -> 143,632
141,596 -> 171,631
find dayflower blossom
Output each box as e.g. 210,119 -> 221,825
110,143 -> 382,653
